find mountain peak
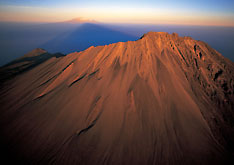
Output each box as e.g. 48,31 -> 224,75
140,31 -> 180,40
23,48 -> 47,58
67,17 -> 97,24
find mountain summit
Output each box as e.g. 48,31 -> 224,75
0,32 -> 234,164
66,17 -> 97,24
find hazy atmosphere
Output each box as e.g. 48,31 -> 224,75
0,0 -> 233,26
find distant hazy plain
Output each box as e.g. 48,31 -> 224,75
0,22 -> 233,66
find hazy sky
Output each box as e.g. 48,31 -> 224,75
0,0 -> 233,26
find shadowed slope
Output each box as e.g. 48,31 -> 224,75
0,32 -> 234,164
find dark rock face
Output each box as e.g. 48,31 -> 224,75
0,32 -> 234,164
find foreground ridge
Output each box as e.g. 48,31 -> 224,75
0,32 -> 234,164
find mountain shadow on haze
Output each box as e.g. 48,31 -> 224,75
41,23 -> 138,54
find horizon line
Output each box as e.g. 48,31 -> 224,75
0,19 -> 234,28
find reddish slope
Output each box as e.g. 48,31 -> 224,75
0,32 -> 234,164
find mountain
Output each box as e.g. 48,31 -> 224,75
66,17 -> 97,24
0,48 -> 65,83
41,23 -> 138,54
0,32 -> 234,164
